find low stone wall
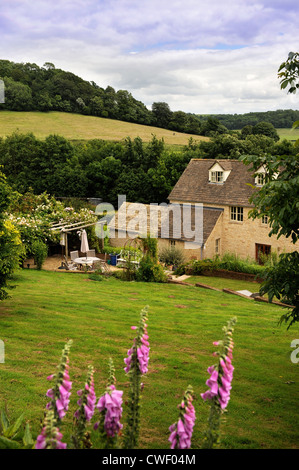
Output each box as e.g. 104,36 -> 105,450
201,269 -> 263,283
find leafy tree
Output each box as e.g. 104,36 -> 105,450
143,135 -> 165,171
2,77 -> 33,110
252,121 -> 279,142
278,51 -> 299,147
240,153 -> 299,327
152,102 -> 172,128
240,125 -> 253,138
200,117 -> 228,136
198,133 -> 277,159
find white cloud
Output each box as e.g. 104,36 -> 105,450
1,0 -> 298,114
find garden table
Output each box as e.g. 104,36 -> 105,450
74,257 -> 99,269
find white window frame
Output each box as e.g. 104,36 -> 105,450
210,171 -> 224,183
261,215 -> 268,225
230,206 -> 243,222
256,173 -> 265,186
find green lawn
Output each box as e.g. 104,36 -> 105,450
0,270 -> 298,449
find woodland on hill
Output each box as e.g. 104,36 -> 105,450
1,59 -> 298,136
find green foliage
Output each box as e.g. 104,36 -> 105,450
136,237 -> 167,283
217,252 -> 264,275
0,171 -> 23,300
136,258 -> 167,283
278,51 -> 299,94
88,273 -> 104,282
176,253 -> 265,277
252,121 -> 280,142
31,239 -> 48,270
197,132 -> 293,160
0,133 -> 194,205
200,116 -> 229,136
0,406 -> 33,449
260,251 -> 299,328
6,190 -> 92,260
241,154 -> 299,243
241,152 -> 299,327
139,235 -> 158,261
159,245 -> 186,267
197,109 -> 299,130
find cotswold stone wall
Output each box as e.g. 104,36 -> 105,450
207,204 -> 298,261
170,200 -> 298,262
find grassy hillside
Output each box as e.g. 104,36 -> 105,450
0,111 -> 208,146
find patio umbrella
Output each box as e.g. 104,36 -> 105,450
80,229 -> 89,258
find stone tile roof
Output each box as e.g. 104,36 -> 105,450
167,206 -> 223,243
108,202 -> 223,244
168,159 -> 256,207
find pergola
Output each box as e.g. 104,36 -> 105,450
50,219 -> 105,257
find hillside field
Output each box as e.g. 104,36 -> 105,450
276,127 -> 299,141
0,111 -> 208,146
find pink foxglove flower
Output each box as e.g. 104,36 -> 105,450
123,306 -> 149,450
95,385 -> 123,437
124,312 -> 150,376
201,317 -> 237,449
200,366 -> 219,401
74,366 -> 96,422
45,340 -> 72,422
168,386 -> 195,449
73,366 -> 96,448
201,320 -> 235,411
35,411 -> 67,449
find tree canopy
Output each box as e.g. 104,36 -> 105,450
237,53 -> 299,329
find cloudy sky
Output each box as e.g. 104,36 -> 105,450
1,0 -> 298,114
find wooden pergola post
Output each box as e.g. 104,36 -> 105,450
65,232 -> 68,258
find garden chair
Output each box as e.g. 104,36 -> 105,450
87,249 -> 96,257
63,255 -> 78,271
92,259 -> 111,275
70,251 -> 79,261
116,250 -> 127,267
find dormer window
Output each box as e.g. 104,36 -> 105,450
211,171 -> 224,183
256,173 -> 265,186
255,166 -> 266,186
209,162 -> 231,184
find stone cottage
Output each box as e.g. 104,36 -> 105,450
167,158 -> 298,262
107,158 -> 298,262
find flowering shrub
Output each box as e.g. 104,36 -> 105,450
0,171 -> 24,300
1,308 -> 237,449
7,191 -> 97,258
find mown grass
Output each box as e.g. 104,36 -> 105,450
0,111 -> 208,146
0,269 -> 298,449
